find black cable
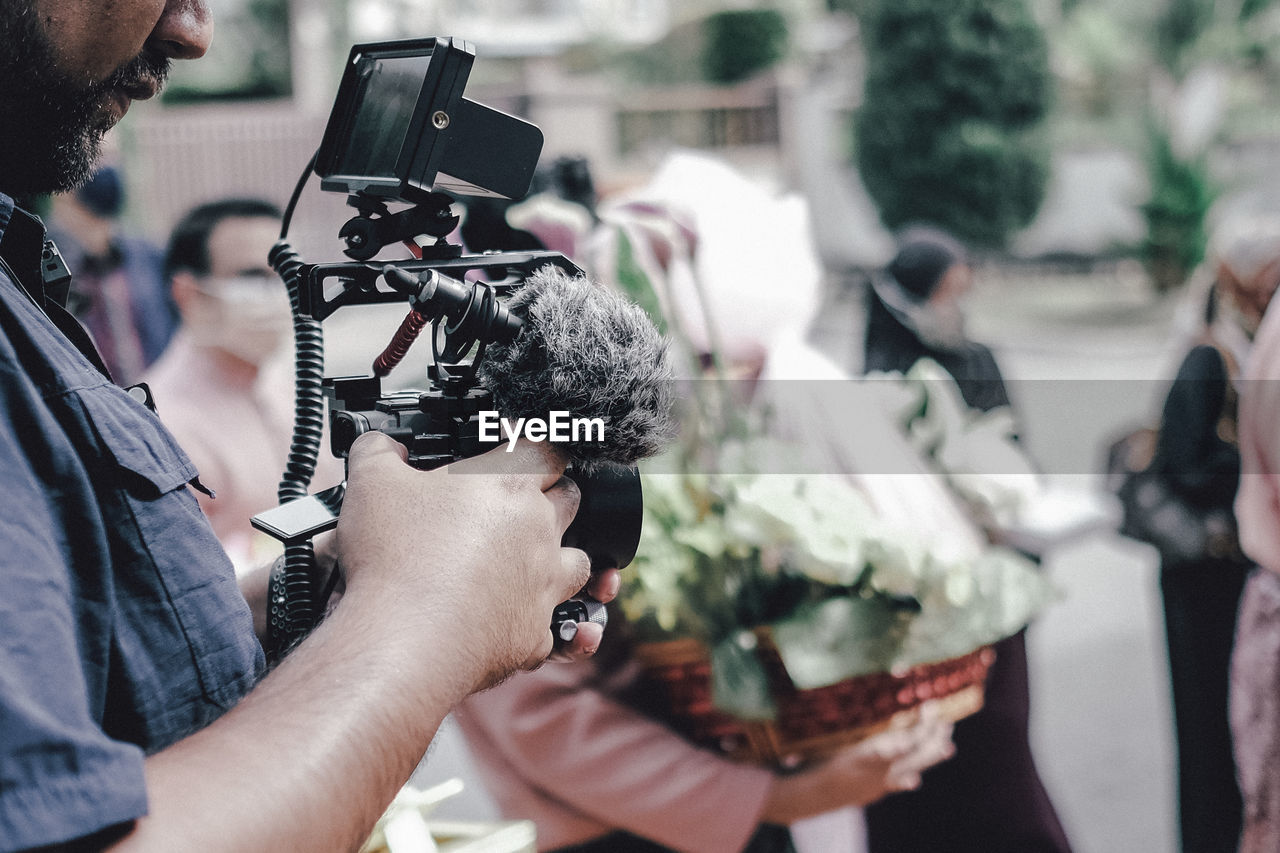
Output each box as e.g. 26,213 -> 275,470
271,241 -> 325,507
280,151 -> 318,240
264,155 -> 330,658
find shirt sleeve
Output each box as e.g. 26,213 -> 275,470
455,660 -> 775,853
0,368 -> 147,851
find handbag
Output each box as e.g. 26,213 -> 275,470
1106,427 -> 1240,565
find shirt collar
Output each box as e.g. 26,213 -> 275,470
0,192 -> 66,309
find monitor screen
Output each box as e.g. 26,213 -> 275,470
332,51 -> 434,181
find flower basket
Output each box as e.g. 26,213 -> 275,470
633,632 -> 995,768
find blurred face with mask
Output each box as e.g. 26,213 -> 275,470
170,212 -> 291,369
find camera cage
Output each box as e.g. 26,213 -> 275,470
256,37 -> 642,658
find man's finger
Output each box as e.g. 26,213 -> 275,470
452,438 -> 569,491
346,430 -> 410,471
555,620 -> 604,661
559,547 -> 592,602
545,475 -> 582,536
583,568 -> 621,604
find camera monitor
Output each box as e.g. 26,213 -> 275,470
315,37 -> 544,203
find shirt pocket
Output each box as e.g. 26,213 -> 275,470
71,384 -> 262,747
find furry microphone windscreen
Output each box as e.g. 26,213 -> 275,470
477,266 -> 676,468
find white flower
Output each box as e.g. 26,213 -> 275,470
864,534 -> 931,598
729,475 -> 881,586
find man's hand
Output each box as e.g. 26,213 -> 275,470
551,567 -> 622,661
335,432 -> 595,696
123,434 -> 604,852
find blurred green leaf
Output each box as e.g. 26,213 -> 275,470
710,634 -> 775,720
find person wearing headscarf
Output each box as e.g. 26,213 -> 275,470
863,227 -> 1009,414
860,227 -> 1072,853
454,153 -> 961,853
1151,214 -> 1280,853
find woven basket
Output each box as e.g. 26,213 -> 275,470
633,632 -> 994,768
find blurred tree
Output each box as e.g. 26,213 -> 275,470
1137,0 -> 1278,290
825,0 -> 872,19
1141,125 -> 1215,292
613,9 -> 790,87
1141,0 -> 1215,293
701,9 -> 790,85
853,0 -> 1052,247
245,0 -> 293,96
1155,0 -> 1214,79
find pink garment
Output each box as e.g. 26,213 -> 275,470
454,648 -> 774,853
142,332 -> 344,572
1235,298 -> 1280,579
1231,569 -> 1280,853
1232,299 -> 1280,852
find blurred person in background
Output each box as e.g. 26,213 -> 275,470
141,198 -> 343,573
1225,219 -> 1280,853
1152,215 -> 1280,853
48,164 -> 176,384
861,227 -> 1071,853
455,154 -> 1036,853
863,226 -> 1006,412
458,624 -> 956,853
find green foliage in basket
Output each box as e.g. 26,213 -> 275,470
622,433 -> 1055,720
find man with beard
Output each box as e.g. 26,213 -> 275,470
0,2 -> 614,850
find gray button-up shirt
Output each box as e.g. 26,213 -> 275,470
0,194 -> 264,851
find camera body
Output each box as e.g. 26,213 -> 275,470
325,370 -> 643,565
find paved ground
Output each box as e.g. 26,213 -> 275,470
406,263 -> 1192,853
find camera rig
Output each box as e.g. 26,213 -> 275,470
251,37 -> 642,658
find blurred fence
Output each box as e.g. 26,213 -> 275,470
614,78 -> 782,156
124,101 -> 340,250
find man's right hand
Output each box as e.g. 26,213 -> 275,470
335,432 -> 593,696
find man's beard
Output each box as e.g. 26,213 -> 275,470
0,2 -> 170,199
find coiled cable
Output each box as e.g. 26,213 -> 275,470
265,229 -> 329,658
372,308 -> 430,377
